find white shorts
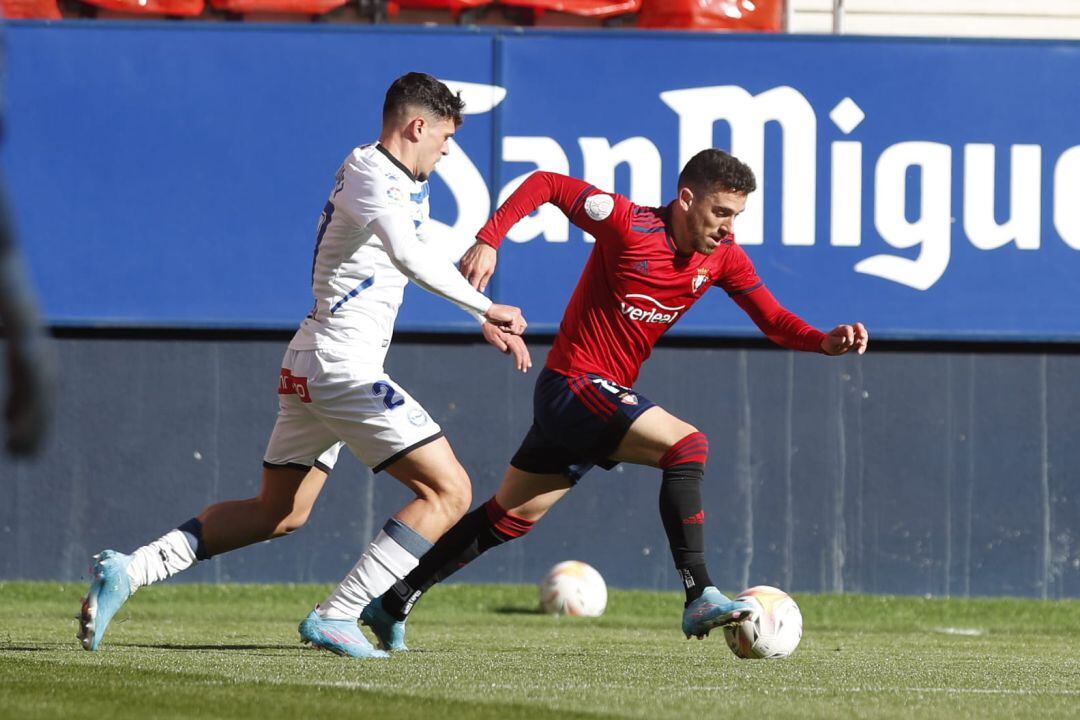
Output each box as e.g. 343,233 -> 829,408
263,347 -> 443,473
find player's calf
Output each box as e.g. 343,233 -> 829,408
378,496 -> 536,627
658,431 -> 714,604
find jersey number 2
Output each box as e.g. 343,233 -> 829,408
372,381 -> 405,410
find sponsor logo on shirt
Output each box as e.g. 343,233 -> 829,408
619,293 -> 686,324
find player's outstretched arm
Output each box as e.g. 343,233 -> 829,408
372,212 -> 496,317
459,241 -> 497,292
482,322 -> 531,372
820,323 -> 869,356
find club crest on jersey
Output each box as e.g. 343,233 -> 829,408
584,194 -> 614,221
620,393 -> 639,406
692,268 -> 711,294
633,260 -> 650,275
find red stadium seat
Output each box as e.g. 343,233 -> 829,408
209,0 -> 346,13
79,0 -> 204,15
637,0 -> 782,32
386,0 -> 494,22
498,0 -> 640,20
0,0 -> 62,17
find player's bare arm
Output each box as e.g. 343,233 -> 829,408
481,322 -> 532,372
821,322 -> 869,356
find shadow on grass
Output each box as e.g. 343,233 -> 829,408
126,643 -> 295,651
493,606 -> 542,615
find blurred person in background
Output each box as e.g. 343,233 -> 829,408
0,27 -> 52,456
0,178 -> 51,457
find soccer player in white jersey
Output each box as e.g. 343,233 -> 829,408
78,72 -> 531,659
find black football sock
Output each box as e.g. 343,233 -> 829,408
659,461 -> 714,604
382,497 -> 534,621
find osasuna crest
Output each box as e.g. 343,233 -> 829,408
692,268 -> 711,294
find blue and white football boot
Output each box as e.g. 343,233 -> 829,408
360,597 -> 408,652
682,586 -> 756,639
78,549 -> 134,651
298,609 -> 389,659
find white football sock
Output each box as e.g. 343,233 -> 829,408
125,529 -> 199,592
319,518 -> 432,620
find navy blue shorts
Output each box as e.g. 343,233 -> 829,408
510,368 -> 656,482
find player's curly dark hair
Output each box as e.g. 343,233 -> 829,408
383,72 -> 465,127
678,149 -> 757,196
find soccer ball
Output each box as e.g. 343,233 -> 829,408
722,585 -> 803,659
539,560 -> 607,617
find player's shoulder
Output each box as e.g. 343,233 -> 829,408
577,188 -> 637,225
342,144 -> 417,206
626,202 -> 672,240
346,144 -> 393,181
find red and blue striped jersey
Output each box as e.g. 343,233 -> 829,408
477,172 -> 825,387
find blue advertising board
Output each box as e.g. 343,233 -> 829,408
6,23 -> 1080,339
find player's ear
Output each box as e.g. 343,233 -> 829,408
677,186 -> 695,211
403,114 -> 425,141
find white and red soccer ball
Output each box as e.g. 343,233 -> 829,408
539,560 -> 608,617
723,585 -> 803,659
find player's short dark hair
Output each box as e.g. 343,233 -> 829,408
678,149 -> 757,196
383,72 -> 465,127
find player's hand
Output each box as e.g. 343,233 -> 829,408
460,241 -> 498,292
484,303 -> 526,335
482,322 -> 532,372
821,322 -> 869,356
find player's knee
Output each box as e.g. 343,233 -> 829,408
415,464 -> 471,522
440,465 -> 472,520
659,430 -> 709,468
273,508 -> 312,537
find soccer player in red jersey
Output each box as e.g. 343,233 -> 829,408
358,149 -> 869,650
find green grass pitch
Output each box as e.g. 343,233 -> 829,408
2,582 -> 1078,719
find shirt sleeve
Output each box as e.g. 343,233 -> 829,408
370,212 -> 493,319
718,244 -> 826,353
476,171 -> 631,249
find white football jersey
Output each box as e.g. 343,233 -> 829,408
289,143 -> 488,367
